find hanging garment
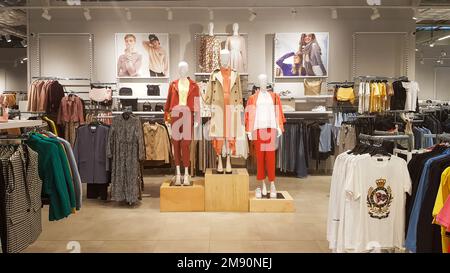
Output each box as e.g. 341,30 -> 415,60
26,133 -> 76,221
142,122 -> 171,163
391,80 -> 407,110
433,168 -> 450,253
0,145 -> 42,253
198,35 -> 221,73
74,124 -> 110,185
107,115 -> 145,204
225,35 -> 247,73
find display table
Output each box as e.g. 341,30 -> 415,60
160,179 -> 205,212
0,120 -> 42,130
205,168 -> 249,212
249,191 -> 295,212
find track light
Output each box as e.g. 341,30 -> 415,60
331,8 -> 338,20
420,59 -> 424,65
83,8 -> 91,21
291,8 -> 297,18
125,8 -> 132,21
20,39 -> 27,47
430,42 -> 435,48
438,35 -> 450,41
412,9 -> 418,21
167,8 -> 173,21
370,8 -> 380,20
441,50 -> 447,57
249,9 -> 257,21
41,8 -> 51,21
5,34 -> 11,43
209,9 -> 214,21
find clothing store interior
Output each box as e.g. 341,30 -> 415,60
0,0 -> 450,254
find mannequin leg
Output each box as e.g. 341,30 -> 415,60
172,138 -> 182,185
183,167 -> 190,186
270,181 -> 277,199
255,130 -> 267,194
225,140 -> 232,173
213,138 -> 224,173
262,181 -> 267,196
181,139 -> 191,185
175,165 -> 181,186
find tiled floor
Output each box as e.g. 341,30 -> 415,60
24,175 -> 331,253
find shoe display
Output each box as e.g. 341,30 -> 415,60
255,187 -> 262,199
270,182 -> 277,199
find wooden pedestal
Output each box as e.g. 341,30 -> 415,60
205,168 -> 249,212
249,191 -> 295,212
160,180 -> 205,212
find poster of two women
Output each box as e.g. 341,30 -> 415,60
274,32 -> 329,78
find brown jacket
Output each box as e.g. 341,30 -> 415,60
204,68 -> 243,138
57,95 -> 85,124
142,122 -> 171,163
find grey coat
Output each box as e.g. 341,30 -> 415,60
107,115 -> 145,204
74,124 -> 110,184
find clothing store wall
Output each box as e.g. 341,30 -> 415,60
0,48 -> 27,92
27,8 -> 416,84
415,45 -> 450,100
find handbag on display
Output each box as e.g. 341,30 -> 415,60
303,79 -> 322,96
120,99 -> 138,111
336,87 -> 355,104
89,87 -> 112,102
154,103 -> 164,112
143,102 -> 152,112
119,87 -> 133,96
147,85 -> 161,96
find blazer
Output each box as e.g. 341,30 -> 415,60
46,81 -> 65,115
74,124 -> 110,184
164,78 -> 200,123
204,68 -> 243,138
1,146 -> 42,253
57,95 -> 85,124
245,90 -> 286,134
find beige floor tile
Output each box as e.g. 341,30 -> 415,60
210,241 -> 265,253
153,240 -> 209,253
256,222 -> 321,241
262,241 -> 323,253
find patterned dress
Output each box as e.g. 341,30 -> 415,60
198,35 -> 221,73
107,115 -> 145,204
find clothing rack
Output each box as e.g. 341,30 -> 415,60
359,133 -> 412,151
327,81 -> 355,85
354,75 -> 408,81
31,77 -> 90,81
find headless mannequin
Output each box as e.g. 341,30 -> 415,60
252,74 -> 282,198
216,49 -> 232,174
208,22 -> 214,36
174,61 -> 192,186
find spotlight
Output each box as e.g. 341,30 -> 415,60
430,42 -> 435,48
438,35 -> 450,41
20,39 -> 27,48
291,8 -> 297,18
22,57 -> 28,62
331,8 -> 338,20
441,50 -> 447,57
167,8 -> 173,21
5,34 -> 11,43
83,8 -> 91,21
41,8 -> 51,21
415,48 -> 419,52
209,9 -> 214,21
412,9 -> 418,21
420,59 -> 424,65
20,60 -> 23,64
249,9 -> 257,21
370,8 -> 380,20
125,8 -> 132,21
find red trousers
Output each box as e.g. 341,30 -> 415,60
170,113 -> 192,168
254,128 -> 277,182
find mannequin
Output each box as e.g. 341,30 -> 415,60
245,74 -> 285,199
208,22 -> 214,36
225,23 -> 247,73
165,61 -> 200,186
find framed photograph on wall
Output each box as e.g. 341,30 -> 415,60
115,33 -> 169,78
274,32 -> 329,78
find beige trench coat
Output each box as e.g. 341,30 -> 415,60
204,68 -> 244,138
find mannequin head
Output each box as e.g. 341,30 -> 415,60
258,74 -> 268,92
178,61 -> 189,78
220,49 -> 230,67
232,23 -> 239,36
208,22 -> 214,36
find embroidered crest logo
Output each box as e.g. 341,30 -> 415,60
366,178 -> 393,219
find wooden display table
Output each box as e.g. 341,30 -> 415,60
160,179 -> 205,212
249,191 -> 295,212
205,168 -> 249,212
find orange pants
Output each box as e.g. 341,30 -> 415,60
254,129 -> 277,182
212,138 -> 236,156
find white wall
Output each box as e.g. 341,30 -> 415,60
0,48 -> 27,92
415,45 -> 450,100
28,8 -> 416,85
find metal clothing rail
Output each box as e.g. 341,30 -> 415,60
359,133 -> 412,151
437,133 -> 450,143
31,77 -> 90,81
354,76 -> 408,81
